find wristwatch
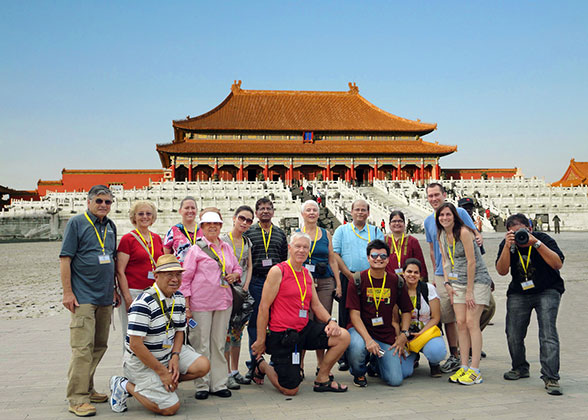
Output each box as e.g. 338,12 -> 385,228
330,317 -> 337,323
401,330 -> 410,338
533,240 -> 542,249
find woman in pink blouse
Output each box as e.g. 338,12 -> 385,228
181,208 -> 242,400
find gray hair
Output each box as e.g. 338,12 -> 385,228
301,199 -> 319,213
289,231 -> 312,246
88,185 -> 113,201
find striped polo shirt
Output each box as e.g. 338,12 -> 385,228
244,222 -> 288,278
126,285 -> 187,361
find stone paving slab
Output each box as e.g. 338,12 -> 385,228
2,232 -> 588,419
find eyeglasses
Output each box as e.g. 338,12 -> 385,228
95,198 -> 113,205
237,215 -> 254,224
370,253 -> 388,260
137,212 -> 152,217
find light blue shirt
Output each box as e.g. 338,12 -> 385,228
424,207 -> 477,276
332,222 -> 384,272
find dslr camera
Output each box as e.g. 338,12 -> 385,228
514,228 -> 530,246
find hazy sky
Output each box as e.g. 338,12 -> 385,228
1,1 -> 587,190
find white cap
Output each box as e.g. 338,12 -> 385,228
199,211 -> 223,226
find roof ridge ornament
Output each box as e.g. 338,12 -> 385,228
231,80 -> 242,93
348,82 -> 359,94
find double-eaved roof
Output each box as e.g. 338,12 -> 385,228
172,81 -> 437,134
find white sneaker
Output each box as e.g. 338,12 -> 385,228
109,376 -> 129,413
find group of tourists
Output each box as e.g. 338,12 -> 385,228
60,182 -> 566,417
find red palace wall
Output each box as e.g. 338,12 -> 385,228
37,170 -> 165,195
442,168 -> 518,180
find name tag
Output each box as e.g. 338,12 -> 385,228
98,254 -> 111,264
371,317 -> 384,326
394,268 -> 403,275
521,280 -> 535,290
305,264 -> 315,273
292,352 -> 300,365
147,271 -> 155,280
162,336 -> 173,349
262,258 -> 273,267
448,272 -> 458,281
299,309 -> 308,318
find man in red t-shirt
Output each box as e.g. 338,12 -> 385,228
346,239 -> 413,387
251,232 -> 350,395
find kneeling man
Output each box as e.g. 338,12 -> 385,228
251,232 -> 350,395
110,255 -> 210,415
346,239 -> 413,387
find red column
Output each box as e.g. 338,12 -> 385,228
171,158 -> 176,180
238,163 -> 243,181
436,163 -> 441,179
350,163 -> 355,181
374,163 -> 379,180
368,168 -> 374,182
326,164 -> 330,181
420,162 -> 425,180
213,163 -> 218,176
264,163 -> 269,179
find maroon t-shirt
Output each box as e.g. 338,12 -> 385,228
117,231 -> 164,290
346,269 -> 413,345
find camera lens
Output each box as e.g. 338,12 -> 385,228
514,228 -> 529,246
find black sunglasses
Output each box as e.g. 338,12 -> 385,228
370,253 -> 388,260
237,215 -> 254,224
95,198 -> 113,205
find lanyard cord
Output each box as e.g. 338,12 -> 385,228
153,286 -> 176,332
287,260 -> 308,308
367,269 -> 387,316
260,223 -> 273,258
447,237 -> 456,269
391,233 -> 405,267
182,224 -> 197,246
517,246 -> 533,277
351,223 -> 371,242
229,232 -> 244,263
136,229 -> 155,269
84,212 -> 108,254
209,243 -> 226,276
302,226 -> 319,263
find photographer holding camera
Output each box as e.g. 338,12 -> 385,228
496,213 -> 565,396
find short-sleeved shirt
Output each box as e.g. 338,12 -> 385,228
496,231 -> 565,296
346,269 -> 413,344
244,223 -> 288,279
332,223 -> 384,272
424,207 -> 477,276
117,231 -> 164,290
180,237 -> 243,312
409,283 -> 439,330
59,212 -> 117,306
269,262 -> 314,332
163,224 -> 203,264
126,285 -> 187,361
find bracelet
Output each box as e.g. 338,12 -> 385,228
171,351 -> 180,357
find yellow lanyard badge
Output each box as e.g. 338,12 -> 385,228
447,237 -> 456,270
136,229 -> 155,270
351,223 -> 371,242
367,269 -> 387,316
182,225 -> 197,246
154,286 -> 176,332
84,212 -> 108,254
391,233 -> 405,267
302,226 -> 318,263
209,244 -> 226,276
229,232 -> 244,263
517,246 -> 533,278
260,223 -> 273,258
287,259 -> 308,308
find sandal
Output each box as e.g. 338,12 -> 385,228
313,379 -> 348,393
316,367 -> 334,381
252,357 -> 265,385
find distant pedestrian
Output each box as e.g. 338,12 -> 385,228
552,215 -> 561,234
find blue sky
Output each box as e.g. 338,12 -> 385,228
1,1 -> 587,189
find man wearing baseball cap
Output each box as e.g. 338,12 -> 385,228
109,255 -> 210,415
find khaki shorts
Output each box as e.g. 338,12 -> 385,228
124,344 -> 202,409
451,282 -> 491,306
435,275 -> 456,324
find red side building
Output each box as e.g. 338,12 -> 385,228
552,158 -> 588,187
156,81 -> 457,183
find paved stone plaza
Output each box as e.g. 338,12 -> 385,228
1,232 -> 587,419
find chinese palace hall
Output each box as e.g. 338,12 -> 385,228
155,81 -> 457,184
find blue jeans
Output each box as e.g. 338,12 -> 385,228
401,336 -> 447,378
347,328 -> 403,386
506,289 -> 561,380
247,275 -> 265,363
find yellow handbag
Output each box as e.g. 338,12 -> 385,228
407,325 -> 442,353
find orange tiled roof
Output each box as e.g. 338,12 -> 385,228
172,81 -> 437,134
156,139 -> 456,166
552,159 -> 588,186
